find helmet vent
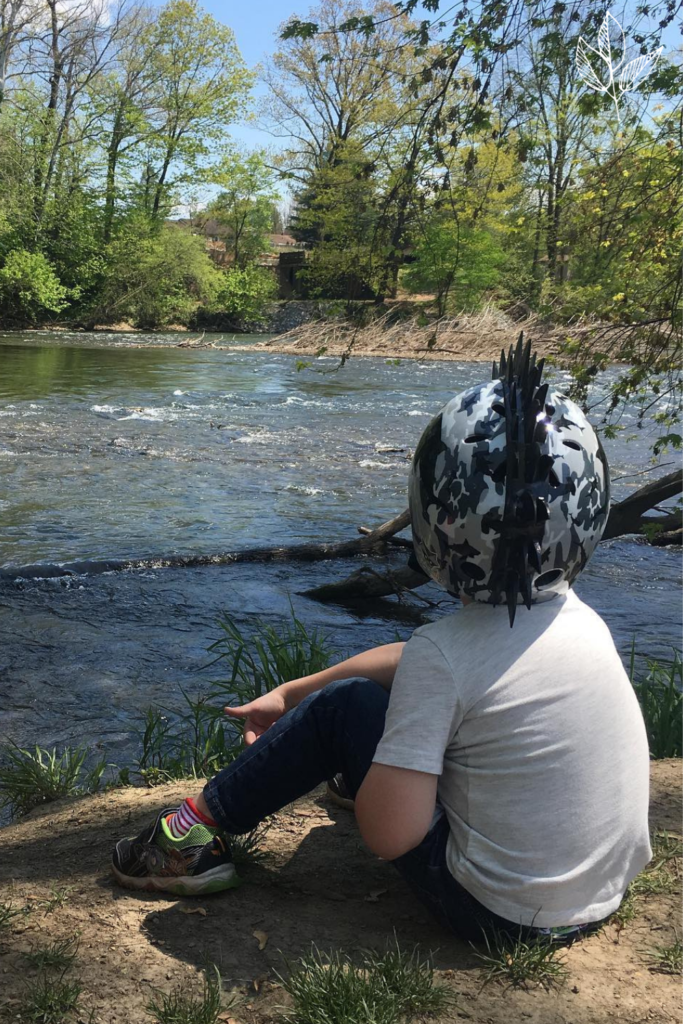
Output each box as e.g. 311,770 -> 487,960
464,433 -> 488,444
547,468 -> 560,487
562,440 -> 581,451
534,569 -> 564,590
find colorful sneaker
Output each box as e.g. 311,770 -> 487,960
111,806 -> 241,896
326,773 -> 355,811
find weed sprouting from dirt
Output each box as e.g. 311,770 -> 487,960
229,820 -> 272,867
612,829 -> 682,930
146,966 -> 224,1024
0,744 -> 106,819
0,899 -> 25,929
20,970 -> 82,1023
641,937 -> 683,975
22,935 -> 79,972
279,943 -> 451,1024
472,927 -> 569,989
33,887 -> 75,915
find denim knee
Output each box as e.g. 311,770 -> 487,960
314,676 -> 389,716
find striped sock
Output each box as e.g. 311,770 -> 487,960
166,798 -> 217,838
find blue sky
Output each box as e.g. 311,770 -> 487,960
190,1 -> 303,151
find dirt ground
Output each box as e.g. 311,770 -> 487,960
1,760 -> 680,1024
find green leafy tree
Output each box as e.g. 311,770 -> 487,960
205,152 -> 279,266
403,223 -> 506,313
140,0 -> 253,219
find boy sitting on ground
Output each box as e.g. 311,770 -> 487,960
112,338 -> 651,943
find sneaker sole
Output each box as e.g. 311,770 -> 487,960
326,782 -> 355,811
111,862 -> 241,896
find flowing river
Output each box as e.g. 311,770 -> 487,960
0,330 -> 680,765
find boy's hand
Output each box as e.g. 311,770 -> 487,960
224,688 -> 288,746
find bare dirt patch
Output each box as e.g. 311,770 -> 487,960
1,761 -> 680,1024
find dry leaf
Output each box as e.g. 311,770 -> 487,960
180,906 -> 207,917
253,929 -> 269,951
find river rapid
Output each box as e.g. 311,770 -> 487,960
0,330 -> 680,764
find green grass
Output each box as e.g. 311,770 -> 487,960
22,936 -> 79,972
0,744 -> 107,819
33,887 -> 75,915
134,612 -> 336,784
641,937 -> 683,975
472,927 -> 569,990
279,944 -> 451,1024
207,611 -> 335,706
611,830 -> 682,929
0,898 -> 26,929
20,971 -> 82,1023
146,967 -> 224,1024
229,819 -> 272,867
629,645 -> 682,758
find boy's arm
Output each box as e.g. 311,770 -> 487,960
280,642 -> 405,708
225,642 -> 405,745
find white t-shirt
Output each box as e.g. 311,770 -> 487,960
373,590 -> 652,928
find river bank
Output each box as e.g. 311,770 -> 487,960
13,305 -> 570,363
1,760 -> 680,1024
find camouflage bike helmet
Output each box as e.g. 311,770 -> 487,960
408,334 -> 610,625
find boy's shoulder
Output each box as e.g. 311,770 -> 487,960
412,591 -> 607,667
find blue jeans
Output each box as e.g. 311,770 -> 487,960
203,678 -> 560,942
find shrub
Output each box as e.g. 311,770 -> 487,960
95,220 -> 223,329
212,264 -> 277,324
0,249 -> 69,321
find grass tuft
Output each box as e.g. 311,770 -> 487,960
0,744 -> 106,819
612,829 -> 682,928
229,820 -> 272,867
20,971 -> 82,1023
133,612 -> 336,784
207,611 -> 335,707
629,645 -> 682,758
0,898 -> 25,929
472,927 -> 569,990
279,943 -> 451,1024
22,936 -> 79,972
641,937 -> 683,975
146,966 -> 224,1024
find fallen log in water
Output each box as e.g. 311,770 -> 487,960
304,470 -> 683,603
